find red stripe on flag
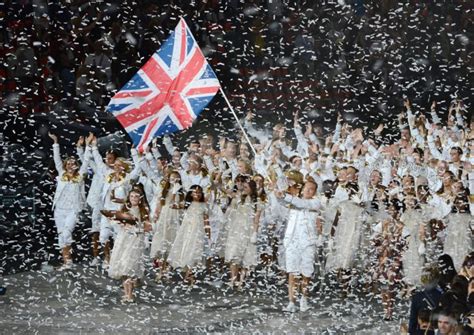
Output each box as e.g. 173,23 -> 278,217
179,20 -> 186,66
113,90 -> 152,99
186,86 -> 220,96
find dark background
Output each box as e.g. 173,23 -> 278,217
0,0 -> 472,274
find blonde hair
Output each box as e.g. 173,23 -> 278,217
115,157 -> 131,173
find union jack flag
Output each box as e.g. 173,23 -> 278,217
107,18 -> 221,151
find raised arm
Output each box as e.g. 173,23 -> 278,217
76,136 -> 85,162
293,111 -> 309,157
332,113 -> 343,143
244,112 -> 271,145
162,135 -> 175,155
430,101 -> 441,124
454,101 -> 465,129
90,135 -> 108,174
281,194 -> 321,211
78,138 -> 92,175
49,133 -> 64,175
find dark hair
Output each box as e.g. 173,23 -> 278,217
241,179 -> 258,205
389,198 -> 405,217
461,252 -> 474,269
160,170 -> 184,206
452,186 -> 471,214
413,147 -> 424,157
123,187 -> 150,222
184,185 -> 205,209
372,185 -> 388,211
418,309 -> 431,323
253,174 -> 267,202
233,174 -> 250,192
417,184 -> 430,193
426,219 -> 445,241
322,179 -> 336,198
438,254 -> 457,288
106,149 -> 119,159
450,146 -> 463,155
450,275 -> 469,302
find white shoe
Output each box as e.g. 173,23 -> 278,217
121,296 -> 135,303
283,301 -> 297,313
155,273 -> 162,283
57,262 -> 73,271
90,258 -> 100,267
300,296 -> 311,312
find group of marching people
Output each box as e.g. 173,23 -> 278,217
47,99 -> 473,319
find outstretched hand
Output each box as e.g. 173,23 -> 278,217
76,136 -> 85,147
86,132 -> 94,146
374,123 -> 384,136
48,132 -> 58,143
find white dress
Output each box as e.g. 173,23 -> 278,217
256,199 -> 272,257
149,191 -> 182,259
419,202 -> 446,264
207,190 -> 226,257
400,208 -> 425,287
215,196 -> 239,258
108,208 -> 146,280
224,197 -> 258,268
325,199 -> 365,271
444,212 -> 473,270
168,202 -> 208,268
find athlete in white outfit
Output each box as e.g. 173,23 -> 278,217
49,132 -> 91,270
276,179 -> 321,313
77,133 -> 118,265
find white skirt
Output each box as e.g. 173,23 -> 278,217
325,201 -> 364,271
401,210 -> 424,286
168,204 -> 207,268
150,206 -> 182,259
444,213 -> 473,270
224,203 -> 257,268
108,226 -> 146,279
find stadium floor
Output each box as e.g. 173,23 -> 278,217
0,264 -> 407,334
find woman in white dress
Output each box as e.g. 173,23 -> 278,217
372,199 -> 408,321
325,183 -> 364,293
224,178 -> 261,288
48,133 -> 91,270
444,182 -> 473,270
207,171 -> 226,251
219,174 -> 246,251
168,185 -> 210,285
102,187 -> 151,303
91,137 -> 140,266
205,170 -> 227,279
400,195 -> 425,287
150,170 -> 184,281
253,174 -> 272,265
417,184 -> 451,264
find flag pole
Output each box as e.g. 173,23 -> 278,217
219,87 -> 258,157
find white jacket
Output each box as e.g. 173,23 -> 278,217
281,194 -> 321,247
52,144 -> 91,211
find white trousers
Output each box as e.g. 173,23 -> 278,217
285,243 -> 316,277
54,208 -> 77,248
90,206 -> 101,234
99,216 -> 120,244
